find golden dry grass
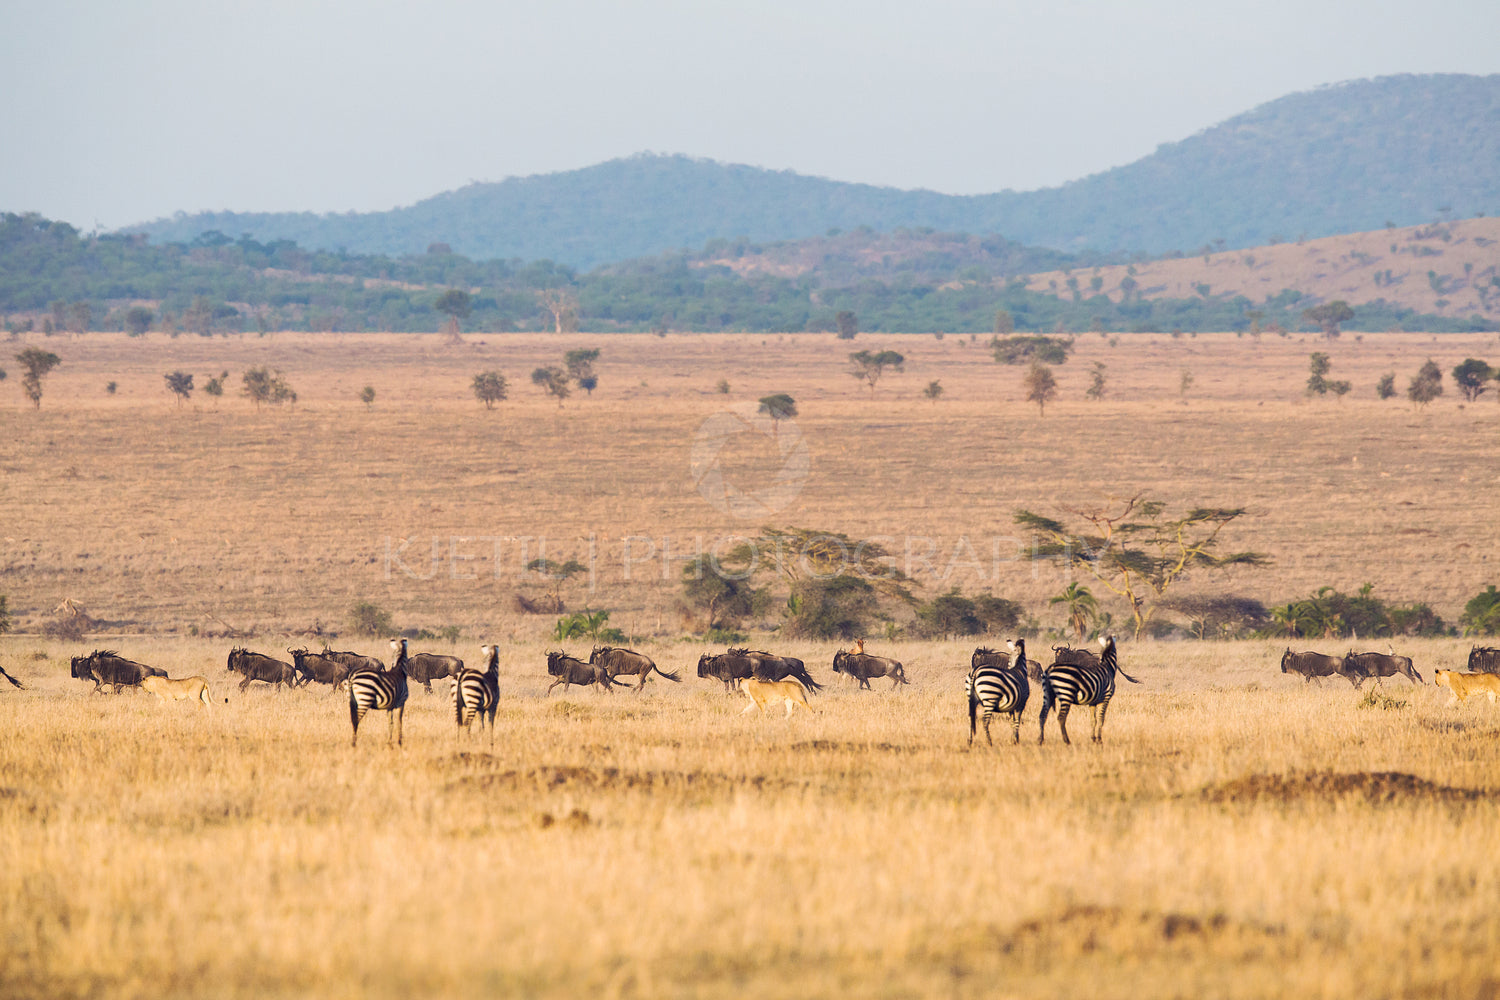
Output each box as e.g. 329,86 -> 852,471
3,331 -> 1500,998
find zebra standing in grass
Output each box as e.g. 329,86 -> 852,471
1038,634 -> 1138,745
453,644 -> 501,744
348,640 -> 411,747
966,638 -> 1031,746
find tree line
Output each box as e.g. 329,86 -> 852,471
4,212 -> 1491,337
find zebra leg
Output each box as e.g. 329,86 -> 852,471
968,695 -> 978,747
982,711 -> 994,747
1009,710 -> 1021,745
1038,695 -> 1051,745
1092,700 -> 1110,743
1056,703 -> 1072,745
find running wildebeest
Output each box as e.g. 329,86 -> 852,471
831,648 -> 908,690
589,645 -> 681,691
70,650 -> 164,694
226,648 -> 298,692
545,651 -> 615,694
288,647 -> 352,692
697,650 -> 753,692
1343,650 -> 1422,687
389,637 -> 463,695
1279,648 -> 1358,686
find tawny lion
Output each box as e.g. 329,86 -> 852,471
1434,669 -> 1500,705
740,677 -> 814,717
140,674 -> 213,709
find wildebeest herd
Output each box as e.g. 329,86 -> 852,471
41,636 -> 1500,749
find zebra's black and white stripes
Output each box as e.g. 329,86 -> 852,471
1038,634 -> 1137,745
347,641 -> 411,747
452,644 -> 501,743
966,639 -> 1031,746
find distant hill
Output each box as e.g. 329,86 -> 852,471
125,75 -> 1500,270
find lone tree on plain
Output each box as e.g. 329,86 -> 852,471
1451,358 -> 1494,402
848,349 -> 904,394
757,393 -> 797,435
204,370 -> 228,403
1302,300 -> 1354,339
1407,359 -> 1444,407
16,347 -> 60,409
241,367 -> 296,410
433,288 -> 472,334
1015,495 -> 1270,638
124,306 -> 153,337
164,371 -> 194,406
922,380 -> 944,403
835,310 -> 858,339
359,386 -> 376,409
1376,372 -> 1397,399
1023,360 -> 1058,415
532,366 -> 571,406
471,370 -> 508,409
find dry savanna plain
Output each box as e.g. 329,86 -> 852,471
3,330 -> 1500,999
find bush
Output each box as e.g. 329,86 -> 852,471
913,589 -> 1024,639
990,334 -> 1073,365
1265,584 -> 1446,639
348,601 -> 393,637
783,575 -> 878,640
1461,585 -> 1500,636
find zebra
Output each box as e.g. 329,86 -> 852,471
966,638 -> 1031,746
452,644 -> 501,744
347,640 -> 411,748
1037,634 -> 1138,745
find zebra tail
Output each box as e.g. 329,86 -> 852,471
348,688 -> 359,729
1117,667 -> 1143,685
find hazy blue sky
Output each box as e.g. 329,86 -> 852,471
4,0 -> 1498,231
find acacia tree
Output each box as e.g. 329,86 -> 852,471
848,350 -> 904,394
434,288 -> 472,335
757,393 -> 797,436
1085,361 -> 1107,400
1407,359 -> 1443,407
680,555 -> 764,632
1302,300 -> 1354,339
124,306 -> 153,337
564,348 -> 600,394
1015,495 -> 1270,638
241,367 -> 295,409
1023,360 -> 1057,414
1306,352 -> 1351,397
164,370 -> 194,406
922,380 -> 943,403
531,366 -> 571,406
1451,358 -> 1494,402
471,370 -> 508,409
16,348 -> 60,409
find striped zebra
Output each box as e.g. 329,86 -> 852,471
966,638 -> 1031,746
347,642 -> 410,748
1038,634 -> 1138,745
452,644 -> 501,743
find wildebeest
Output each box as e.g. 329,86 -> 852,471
1467,646 -> 1500,674
1279,648 -> 1358,686
323,647 -> 385,673
227,648 -> 297,692
590,645 -> 681,690
1343,650 -> 1422,687
738,649 -> 822,692
288,647 -> 352,692
1051,644 -> 1102,671
545,651 -> 616,694
70,650 -> 165,694
390,637 -> 463,694
831,648 -> 908,689
697,650 -> 753,692
973,646 -> 1043,682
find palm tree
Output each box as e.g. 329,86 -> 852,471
1050,583 -> 1098,640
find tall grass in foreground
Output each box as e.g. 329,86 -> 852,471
2,637 -> 1497,998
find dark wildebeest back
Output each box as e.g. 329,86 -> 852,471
1343,650 -> 1422,686
590,646 -> 681,690
288,647 -> 352,691
227,648 -> 297,692
1050,645 -> 1101,674
545,651 -> 615,694
389,637 -> 463,694
739,649 -> 822,692
1279,648 -> 1357,686
976,645 -> 1045,681
324,648 -> 385,673
1466,646 -> 1500,675
831,649 -> 908,690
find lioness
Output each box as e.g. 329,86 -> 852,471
740,677 -> 813,717
1434,669 -> 1500,704
140,674 -> 213,709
